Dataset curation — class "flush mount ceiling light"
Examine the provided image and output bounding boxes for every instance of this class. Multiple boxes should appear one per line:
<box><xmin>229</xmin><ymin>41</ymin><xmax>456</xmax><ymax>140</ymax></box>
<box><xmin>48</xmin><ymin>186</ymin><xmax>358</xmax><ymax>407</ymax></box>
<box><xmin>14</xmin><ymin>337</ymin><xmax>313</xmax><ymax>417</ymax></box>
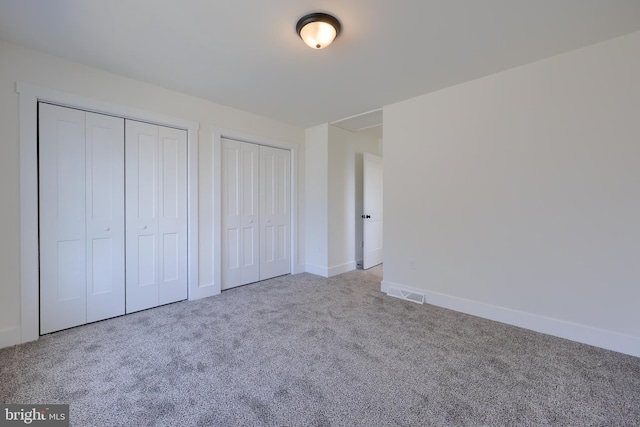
<box><xmin>296</xmin><ymin>12</ymin><xmax>341</xmax><ymax>49</ymax></box>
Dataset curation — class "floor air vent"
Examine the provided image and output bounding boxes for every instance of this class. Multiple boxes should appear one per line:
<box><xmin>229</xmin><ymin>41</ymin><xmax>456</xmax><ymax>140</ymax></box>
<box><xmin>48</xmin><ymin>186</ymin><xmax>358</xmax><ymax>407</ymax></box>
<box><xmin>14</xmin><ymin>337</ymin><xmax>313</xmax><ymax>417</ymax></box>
<box><xmin>386</xmin><ymin>287</ymin><xmax>425</xmax><ymax>304</ymax></box>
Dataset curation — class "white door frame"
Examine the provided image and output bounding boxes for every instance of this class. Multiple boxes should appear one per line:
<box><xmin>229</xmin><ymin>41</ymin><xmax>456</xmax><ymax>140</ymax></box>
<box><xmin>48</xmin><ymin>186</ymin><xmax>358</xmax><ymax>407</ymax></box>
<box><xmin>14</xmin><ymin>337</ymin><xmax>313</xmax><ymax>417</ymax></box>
<box><xmin>17</xmin><ymin>82</ymin><xmax>205</xmax><ymax>344</ymax></box>
<box><xmin>211</xmin><ymin>128</ymin><xmax>299</xmax><ymax>292</ymax></box>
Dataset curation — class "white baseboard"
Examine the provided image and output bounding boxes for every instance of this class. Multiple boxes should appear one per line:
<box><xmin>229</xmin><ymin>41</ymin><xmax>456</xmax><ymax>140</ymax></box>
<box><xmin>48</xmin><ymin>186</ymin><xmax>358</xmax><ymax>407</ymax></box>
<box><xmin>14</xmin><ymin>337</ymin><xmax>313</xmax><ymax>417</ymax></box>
<box><xmin>381</xmin><ymin>280</ymin><xmax>640</xmax><ymax>358</ymax></box>
<box><xmin>328</xmin><ymin>261</ymin><xmax>356</xmax><ymax>277</ymax></box>
<box><xmin>0</xmin><ymin>326</ymin><xmax>22</xmax><ymax>349</ymax></box>
<box><xmin>305</xmin><ymin>262</ymin><xmax>357</xmax><ymax>278</ymax></box>
<box><xmin>305</xmin><ymin>264</ymin><xmax>329</xmax><ymax>277</ymax></box>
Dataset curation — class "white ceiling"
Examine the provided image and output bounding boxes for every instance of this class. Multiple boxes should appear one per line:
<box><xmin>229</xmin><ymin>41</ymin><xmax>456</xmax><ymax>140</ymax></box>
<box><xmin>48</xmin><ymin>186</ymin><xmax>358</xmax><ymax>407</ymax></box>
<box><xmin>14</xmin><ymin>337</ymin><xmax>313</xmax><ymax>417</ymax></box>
<box><xmin>1</xmin><ymin>0</ymin><xmax>640</xmax><ymax>129</ymax></box>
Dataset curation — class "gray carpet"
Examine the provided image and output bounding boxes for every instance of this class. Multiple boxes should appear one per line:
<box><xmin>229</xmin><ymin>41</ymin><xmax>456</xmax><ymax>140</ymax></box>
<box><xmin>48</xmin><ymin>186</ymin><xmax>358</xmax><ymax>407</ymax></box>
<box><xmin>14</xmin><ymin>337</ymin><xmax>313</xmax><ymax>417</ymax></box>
<box><xmin>1</xmin><ymin>266</ymin><xmax>639</xmax><ymax>426</ymax></box>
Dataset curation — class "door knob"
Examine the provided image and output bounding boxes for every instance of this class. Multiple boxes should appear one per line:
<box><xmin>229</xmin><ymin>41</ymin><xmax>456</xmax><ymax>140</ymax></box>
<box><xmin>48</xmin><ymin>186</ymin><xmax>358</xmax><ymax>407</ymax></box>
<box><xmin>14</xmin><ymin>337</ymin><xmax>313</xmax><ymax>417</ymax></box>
<box><xmin>104</xmin><ymin>227</ymin><xmax>110</xmax><ymax>231</ymax></box>
<box><xmin>142</xmin><ymin>225</ymin><xmax>147</xmax><ymax>230</ymax></box>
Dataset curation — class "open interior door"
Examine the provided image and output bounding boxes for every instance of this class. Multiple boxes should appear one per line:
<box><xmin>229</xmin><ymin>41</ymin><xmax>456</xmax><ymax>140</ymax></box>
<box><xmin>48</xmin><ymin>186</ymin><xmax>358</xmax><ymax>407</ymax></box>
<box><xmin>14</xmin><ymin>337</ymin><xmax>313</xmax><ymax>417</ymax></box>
<box><xmin>363</xmin><ymin>153</ymin><xmax>383</xmax><ymax>269</ymax></box>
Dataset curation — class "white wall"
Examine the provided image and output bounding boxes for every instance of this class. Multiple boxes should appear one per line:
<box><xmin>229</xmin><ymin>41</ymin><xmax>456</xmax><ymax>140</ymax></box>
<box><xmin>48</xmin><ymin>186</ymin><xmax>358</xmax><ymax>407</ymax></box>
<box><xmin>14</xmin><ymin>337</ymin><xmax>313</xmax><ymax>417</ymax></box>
<box><xmin>304</xmin><ymin>124</ymin><xmax>329</xmax><ymax>275</ymax></box>
<box><xmin>382</xmin><ymin>32</ymin><xmax>640</xmax><ymax>356</ymax></box>
<box><xmin>0</xmin><ymin>40</ymin><xmax>305</xmax><ymax>348</ymax></box>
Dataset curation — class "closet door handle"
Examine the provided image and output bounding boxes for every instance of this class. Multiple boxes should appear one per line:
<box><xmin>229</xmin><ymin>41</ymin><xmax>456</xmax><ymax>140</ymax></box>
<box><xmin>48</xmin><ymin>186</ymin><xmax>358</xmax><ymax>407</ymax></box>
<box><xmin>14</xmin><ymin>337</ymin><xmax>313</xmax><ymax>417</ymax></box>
<box><xmin>104</xmin><ymin>227</ymin><xmax>110</xmax><ymax>232</ymax></box>
<box><xmin>142</xmin><ymin>225</ymin><xmax>147</xmax><ymax>230</ymax></box>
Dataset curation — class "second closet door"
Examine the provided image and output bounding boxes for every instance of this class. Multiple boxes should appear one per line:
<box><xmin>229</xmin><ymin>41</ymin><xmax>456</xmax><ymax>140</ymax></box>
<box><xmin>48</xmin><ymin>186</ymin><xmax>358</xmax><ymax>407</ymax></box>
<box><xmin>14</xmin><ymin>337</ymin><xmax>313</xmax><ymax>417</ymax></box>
<box><xmin>222</xmin><ymin>139</ymin><xmax>291</xmax><ymax>290</ymax></box>
<box><xmin>222</xmin><ymin>139</ymin><xmax>260</xmax><ymax>289</ymax></box>
<box><xmin>125</xmin><ymin>121</ymin><xmax>188</xmax><ymax>313</ymax></box>
<box><xmin>259</xmin><ymin>145</ymin><xmax>291</xmax><ymax>280</ymax></box>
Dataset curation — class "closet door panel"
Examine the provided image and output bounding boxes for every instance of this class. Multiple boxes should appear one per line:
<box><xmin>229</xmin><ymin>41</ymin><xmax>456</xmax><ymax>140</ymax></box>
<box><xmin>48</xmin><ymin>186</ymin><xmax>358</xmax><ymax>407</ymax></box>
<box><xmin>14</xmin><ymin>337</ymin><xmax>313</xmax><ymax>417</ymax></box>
<box><xmin>126</xmin><ymin>121</ymin><xmax>160</xmax><ymax>313</ymax></box>
<box><xmin>85</xmin><ymin>112</ymin><xmax>125</xmax><ymax>322</ymax></box>
<box><xmin>158</xmin><ymin>126</ymin><xmax>188</xmax><ymax>304</ymax></box>
<box><xmin>222</xmin><ymin>138</ymin><xmax>259</xmax><ymax>289</ymax></box>
<box><xmin>39</xmin><ymin>104</ymin><xmax>87</xmax><ymax>334</ymax></box>
<box><xmin>259</xmin><ymin>146</ymin><xmax>291</xmax><ymax>280</ymax></box>
<box><xmin>224</xmin><ymin>142</ymin><xmax>242</xmax><ymax>284</ymax></box>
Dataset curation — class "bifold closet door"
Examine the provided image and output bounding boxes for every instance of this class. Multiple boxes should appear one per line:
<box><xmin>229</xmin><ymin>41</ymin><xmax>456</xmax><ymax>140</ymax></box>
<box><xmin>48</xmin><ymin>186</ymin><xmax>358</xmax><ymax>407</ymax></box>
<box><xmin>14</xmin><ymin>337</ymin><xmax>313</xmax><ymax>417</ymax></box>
<box><xmin>259</xmin><ymin>145</ymin><xmax>291</xmax><ymax>280</ymax></box>
<box><xmin>222</xmin><ymin>139</ymin><xmax>291</xmax><ymax>289</ymax></box>
<box><xmin>39</xmin><ymin>103</ymin><xmax>125</xmax><ymax>334</ymax></box>
<box><xmin>125</xmin><ymin>121</ymin><xmax>188</xmax><ymax>313</ymax></box>
<box><xmin>221</xmin><ymin>138</ymin><xmax>260</xmax><ymax>289</ymax></box>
